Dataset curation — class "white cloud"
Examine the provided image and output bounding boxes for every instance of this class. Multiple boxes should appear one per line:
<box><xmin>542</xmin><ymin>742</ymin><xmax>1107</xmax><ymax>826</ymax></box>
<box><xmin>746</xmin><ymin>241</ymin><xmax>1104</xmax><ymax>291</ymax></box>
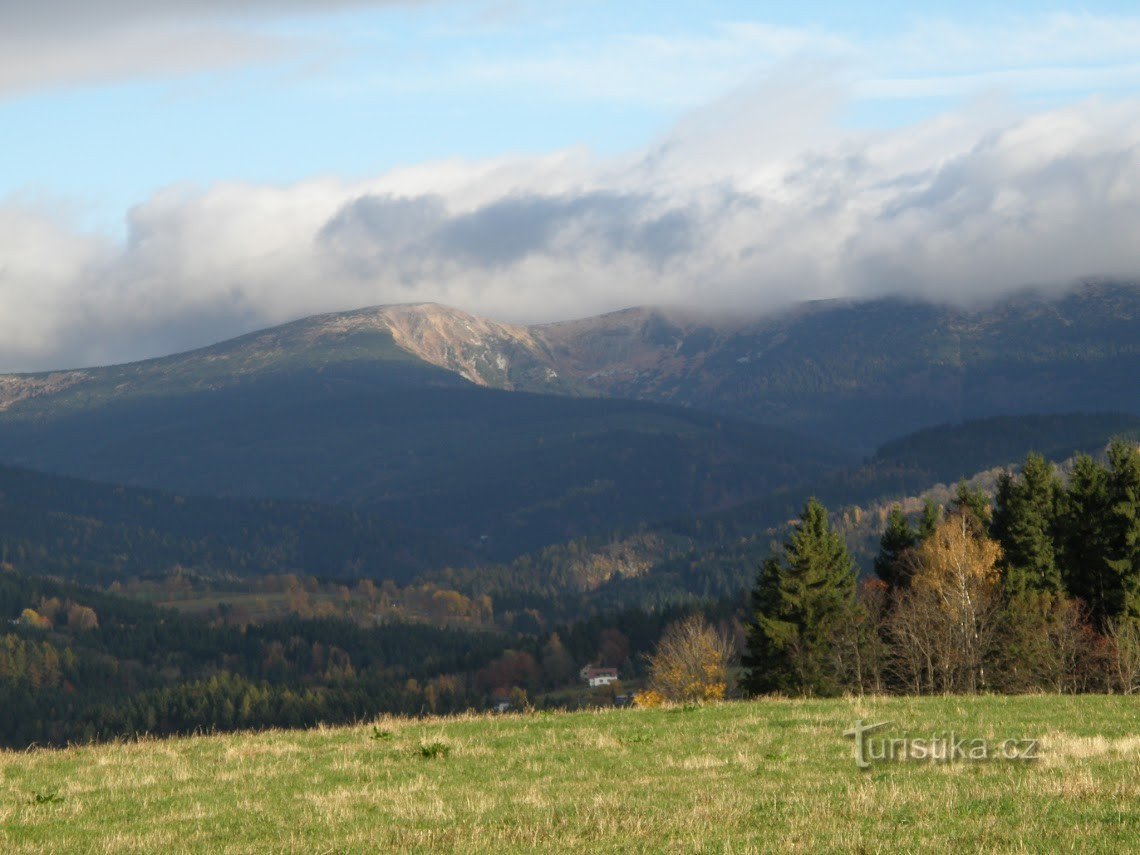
<box><xmin>1</xmin><ymin>84</ymin><xmax>1138</xmax><ymax>371</ymax></box>
<box><xmin>3</xmin><ymin>7</ymin><xmax>1140</xmax><ymax>369</ymax></box>
<box><xmin>0</xmin><ymin>24</ymin><xmax>288</xmax><ymax>98</ymax></box>
<box><xmin>0</xmin><ymin>0</ymin><xmax>427</xmax><ymax>98</ymax></box>
<box><xmin>4</xmin><ymin>0</ymin><xmax>409</xmax><ymax>31</ymax></box>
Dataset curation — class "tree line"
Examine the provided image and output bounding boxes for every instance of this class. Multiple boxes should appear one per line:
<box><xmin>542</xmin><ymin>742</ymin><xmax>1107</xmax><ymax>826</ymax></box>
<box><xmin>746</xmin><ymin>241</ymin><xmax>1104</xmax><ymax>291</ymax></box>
<box><xmin>742</xmin><ymin>440</ymin><xmax>1140</xmax><ymax>696</ymax></box>
<box><xmin>4</xmin><ymin>439</ymin><xmax>1137</xmax><ymax>747</ymax></box>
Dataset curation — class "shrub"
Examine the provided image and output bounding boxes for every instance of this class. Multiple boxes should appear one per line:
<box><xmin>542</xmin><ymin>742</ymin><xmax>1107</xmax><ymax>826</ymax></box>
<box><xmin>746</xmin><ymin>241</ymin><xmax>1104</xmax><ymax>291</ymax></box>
<box><xmin>645</xmin><ymin>615</ymin><xmax>733</xmax><ymax>703</ymax></box>
<box><xmin>632</xmin><ymin>689</ymin><xmax>666</xmax><ymax>708</ymax></box>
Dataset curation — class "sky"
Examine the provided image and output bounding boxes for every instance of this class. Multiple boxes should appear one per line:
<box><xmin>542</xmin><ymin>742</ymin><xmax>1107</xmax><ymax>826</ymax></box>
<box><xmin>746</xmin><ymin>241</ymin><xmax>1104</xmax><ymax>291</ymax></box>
<box><xmin>2</xmin><ymin>0</ymin><xmax>1139</xmax><ymax>370</ymax></box>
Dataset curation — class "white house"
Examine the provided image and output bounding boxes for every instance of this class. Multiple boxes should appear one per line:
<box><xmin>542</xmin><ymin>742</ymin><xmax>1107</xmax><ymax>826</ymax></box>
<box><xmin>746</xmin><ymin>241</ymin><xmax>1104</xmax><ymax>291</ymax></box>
<box><xmin>580</xmin><ymin>666</ymin><xmax>619</xmax><ymax>688</ymax></box>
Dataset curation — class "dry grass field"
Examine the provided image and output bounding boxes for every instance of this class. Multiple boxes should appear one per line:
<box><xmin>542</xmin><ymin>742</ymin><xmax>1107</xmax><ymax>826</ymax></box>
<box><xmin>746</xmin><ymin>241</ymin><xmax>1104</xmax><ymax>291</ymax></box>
<box><xmin>2</xmin><ymin>695</ymin><xmax>1140</xmax><ymax>853</ymax></box>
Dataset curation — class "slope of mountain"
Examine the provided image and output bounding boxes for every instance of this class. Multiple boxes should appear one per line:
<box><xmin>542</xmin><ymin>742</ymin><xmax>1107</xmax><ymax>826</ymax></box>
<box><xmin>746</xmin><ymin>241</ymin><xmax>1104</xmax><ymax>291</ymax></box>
<box><xmin>421</xmin><ymin>411</ymin><xmax>1140</xmax><ymax>622</ymax></box>
<box><xmin>0</xmin><ymin>332</ymin><xmax>843</xmax><ymax>559</ymax></box>
<box><xmin>0</xmin><ymin>462</ymin><xmax>474</xmax><ymax>585</ymax></box>
<box><xmin>3</xmin><ymin>282</ymin><xmax>1136</xmax><ymax>452</ymax></box>
<box><xmin>873</xmin><ymin>412</ymin><xmax>1140</xmax><ymax>484</ymax></box>
<box><xmin>0</xmin><ymin>306</ymin><xmax>463</xmax><ymax>417</ymax></box>
<box><xmin>0</xmin><ymin>303</ymin><xmax>576</xmax><ymax>419</ymax></box>
<box><xmin>0</xmin><ymin>406</ymin><xmax>1132</xmax><ymax>628</ymax></box>
<box><xmin>0</xmin><ymin>282</ymin><xmax>1134</xmax><ymax>561</ymax></box>
<box><xmin>531</xmin><ymin>281</ymin><xmax>1140</xmax><ymax>449</ymax></box>
<box><xmin>678</xmin><ymin>410</ymin><xmax>1140</xmax><ymax>545</ymax></box>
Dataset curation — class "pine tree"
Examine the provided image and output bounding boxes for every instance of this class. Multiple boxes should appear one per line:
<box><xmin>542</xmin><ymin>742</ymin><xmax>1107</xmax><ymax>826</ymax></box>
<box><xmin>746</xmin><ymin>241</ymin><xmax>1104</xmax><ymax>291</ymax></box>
<box><xmin>991</xmin><ymin>453</ymin><xmax>1063</xmax><ymax>595</ymax></box>
<box><xmin>742</xmin><ymin>498</ymin><xmax>861</xmax><ymax>696</ymax></box>
<box><xmin>918</xmin><ymin>498</ymin><xmax>941</xmax><ymax>541</ymax></box>
<box><xmin>951</xmin><ymin>481</ymin><xmax>990</xmax><ymax>526</ymax></box>
<box><xmin>741</xmin><ymin>556</ymin><xmax>785</xmax><ymax>693</ymax></box>
<box><xmin>1106</xmin><ymin>440</ymin><xmax>1140</xmax><ymax>620</ymax></box>
<box><xmin>1059</xmin><ymin>453</ymin><xmax>1116</xmax><ymax>626</ymax></box>
<box><xmin>874</xmin><ymin>506</ymin><xmax>918</xmax><ymax>588</ymax></box>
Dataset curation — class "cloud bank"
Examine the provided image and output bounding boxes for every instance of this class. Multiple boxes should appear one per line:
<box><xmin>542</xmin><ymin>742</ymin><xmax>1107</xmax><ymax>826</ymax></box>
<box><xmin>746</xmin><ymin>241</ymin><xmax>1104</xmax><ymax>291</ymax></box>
<box><xmin>1</xmin><ymin>86</ymin><xmax>1139</xmax><ymax>371</ymax></box>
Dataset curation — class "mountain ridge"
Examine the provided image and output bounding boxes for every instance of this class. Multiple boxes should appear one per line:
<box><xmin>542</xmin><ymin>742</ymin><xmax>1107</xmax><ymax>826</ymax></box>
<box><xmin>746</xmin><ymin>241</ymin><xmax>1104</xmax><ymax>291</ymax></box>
<box><xmin>6</xmin><ymin>281</ymin><xmax>1137</xmax><ymax>452</ymax></box>
<box><xmin>0</xmin><ymin>353</ymin><xmax>845</xmax><ymax>559</ymax></box>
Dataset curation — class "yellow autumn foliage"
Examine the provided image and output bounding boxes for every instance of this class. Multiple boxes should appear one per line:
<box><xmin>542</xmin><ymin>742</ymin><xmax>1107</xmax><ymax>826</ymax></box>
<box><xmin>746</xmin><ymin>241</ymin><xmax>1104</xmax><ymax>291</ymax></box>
<box><xmin>632</xmin><ymin>689</ymin><xmax>666</xmax><ymax>708</ymax></box>
<box><xmin>645</xmin><ymin>615</ymin><xmax>733</xmax><ymax>703</ymax></box>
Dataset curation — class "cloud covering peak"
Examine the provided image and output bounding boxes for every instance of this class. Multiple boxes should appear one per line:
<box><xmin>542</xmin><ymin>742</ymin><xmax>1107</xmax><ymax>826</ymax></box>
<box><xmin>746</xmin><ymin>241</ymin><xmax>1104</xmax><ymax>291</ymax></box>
<box><xmin>1</xmin><ymin>84</ymin><xmax>1139</xmax><ymax>372</ymax></box>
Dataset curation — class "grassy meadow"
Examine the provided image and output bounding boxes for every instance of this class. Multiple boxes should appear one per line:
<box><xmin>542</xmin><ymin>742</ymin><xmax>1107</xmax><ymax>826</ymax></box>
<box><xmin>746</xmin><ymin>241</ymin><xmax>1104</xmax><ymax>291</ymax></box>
<box><xmin>2</xmin><ymin>695</ymin><xmax>1139</xmax><ymax>853</ymax></box>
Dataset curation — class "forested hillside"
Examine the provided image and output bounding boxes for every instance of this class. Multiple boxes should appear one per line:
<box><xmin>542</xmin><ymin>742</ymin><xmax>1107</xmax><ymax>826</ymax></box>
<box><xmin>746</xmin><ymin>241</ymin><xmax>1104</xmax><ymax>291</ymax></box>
<box><xmin>0</xmin><ymin>464</ymin><xmax>473</xmax><ymax>586</ymax></box>
<box><xmin>0</xmin><ymin>565</ymin><xmax>508</xmax><ymax>746</ymax></box>
<box><xmin>0</xmin><ymin>365</ymin><xmax>842</xmax><ymax>559</ymax></box>
<box><xmin>1</xmin><ymin>412</ymin><xmax>1133</xmax><ymax>624</ymax></box>
<box><xmin>410</xmin><ymin>412</ymin><xmax>1140</xmax><ymax>625</ymax></box>
<box><xmin>0</xmin><ymin>562</ymin><xmax>737</xmax><ymax>748</ymax></box>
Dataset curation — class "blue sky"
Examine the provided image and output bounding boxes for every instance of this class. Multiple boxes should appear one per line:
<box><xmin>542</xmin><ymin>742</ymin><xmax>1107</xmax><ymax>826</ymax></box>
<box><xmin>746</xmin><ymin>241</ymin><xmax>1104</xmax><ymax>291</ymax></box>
<box><xmin>5</xmin><ymin>0</ymin><xmax>1139</xmax><ymax>231</ymax></box>
<box><xmin>1</xmin><ymin>1</ymin><xmax>1139</xmax><ymax>369</ymax></box>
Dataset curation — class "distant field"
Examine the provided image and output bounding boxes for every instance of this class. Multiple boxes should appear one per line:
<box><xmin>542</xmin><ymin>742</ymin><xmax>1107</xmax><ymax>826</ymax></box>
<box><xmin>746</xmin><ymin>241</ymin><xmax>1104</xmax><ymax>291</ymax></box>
<box><xmin>2</xmin><ymin>696</ymin><xmax>1139</xmax><ymax>853</ymax></box>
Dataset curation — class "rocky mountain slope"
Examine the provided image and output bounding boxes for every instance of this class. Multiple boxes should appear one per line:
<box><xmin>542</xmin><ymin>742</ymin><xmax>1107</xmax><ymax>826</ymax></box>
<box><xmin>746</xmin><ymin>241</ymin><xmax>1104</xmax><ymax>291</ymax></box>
<box><xmin>3</xmin><ymin>282</ymin><xmax>1136</xmax><ymax>453</ymax></box>
<box><xmin>531</xmin><ymin>281</ymin><xmax>1140</xmax><ymax>448</ymax></box>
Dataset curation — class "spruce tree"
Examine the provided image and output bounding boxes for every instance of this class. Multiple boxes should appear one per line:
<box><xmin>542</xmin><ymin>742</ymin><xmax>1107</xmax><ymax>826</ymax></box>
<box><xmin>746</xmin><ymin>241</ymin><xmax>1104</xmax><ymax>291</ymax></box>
<box><xmin>874</xmin><ymin>506</ymin><xmax>918</xmax><ymax>588</ymax></box>
<box><xmin>1106</xmin><ymin>440</ymin><xmax>1140</xmax><ymax>620</ymax></box>
<box><xmin>991</xmin><ymin>453</ymin><xmax>1063</xmax><ymax>595</ymax></box>
<box><xmin>918</xmin><ymin>498</ymin><xmax>940</xmax><ymax>541</ymax></box>
<box><xmin>1059</xmin><ymin>453</ymin><xmax>1115</xmax><ymax>625</ymax></box>
<box><xmin>743</xmin><ymin>498</ymin><xmax>861</xmax><ymax>696</ymax></box>
<box><xmin>742</xmin><ymin>556</ymin><xmax>783</xmax><ymax>692</ymax></box>
<box><xmin>951</xmin><ymin>481</ymin><xmax>990</xmax><ymax>526</ymax></box>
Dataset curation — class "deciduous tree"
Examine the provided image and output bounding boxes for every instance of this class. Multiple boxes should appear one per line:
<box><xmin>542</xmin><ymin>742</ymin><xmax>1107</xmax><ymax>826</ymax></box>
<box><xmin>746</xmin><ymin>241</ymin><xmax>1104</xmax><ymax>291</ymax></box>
<box><xmin>645</xmin><ymin>614</ymin><xmax>733</xmax><ymax>703</ymax></box>
<box><xmin>888</xmin><ymin>510</ymin><xmax>1002</xmax><ymax>693</ymax></box>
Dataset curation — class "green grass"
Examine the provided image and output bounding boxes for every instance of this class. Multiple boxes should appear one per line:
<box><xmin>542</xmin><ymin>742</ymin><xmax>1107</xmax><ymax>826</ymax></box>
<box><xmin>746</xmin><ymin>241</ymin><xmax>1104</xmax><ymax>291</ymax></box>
<box><xmin>2</xmin><ymin>696</ymin><xmax>1140</xmax><ymax>853</ymax></box>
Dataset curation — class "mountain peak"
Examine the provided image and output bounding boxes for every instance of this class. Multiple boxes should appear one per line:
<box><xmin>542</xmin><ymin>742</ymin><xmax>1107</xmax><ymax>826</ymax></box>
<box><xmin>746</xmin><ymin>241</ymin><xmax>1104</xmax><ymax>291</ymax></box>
<box><xmin>369</xmin><ymin>303</ymin><xmax>548</xmax><ymax>389</ymax></box>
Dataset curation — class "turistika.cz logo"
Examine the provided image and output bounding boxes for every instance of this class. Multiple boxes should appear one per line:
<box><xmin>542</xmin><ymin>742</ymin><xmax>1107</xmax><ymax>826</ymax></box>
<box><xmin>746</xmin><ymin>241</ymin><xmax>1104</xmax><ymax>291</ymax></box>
<box><xmin>844</xmin><ymin>720</ymin><xmax>1040</xmax><ymax>768</ymax></box>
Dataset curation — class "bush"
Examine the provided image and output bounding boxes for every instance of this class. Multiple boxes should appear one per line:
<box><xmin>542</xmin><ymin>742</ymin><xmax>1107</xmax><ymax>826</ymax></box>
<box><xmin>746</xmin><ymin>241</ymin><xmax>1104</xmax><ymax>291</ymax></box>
<box><xmin>632</xmin><ymin>689</ymin><xmax>666</xmax><ymax>708</ymax></box>
<box><xmin>645</xmin><ymin>615</ymin><xmax>733</xmax><ymax>703</ymax></box>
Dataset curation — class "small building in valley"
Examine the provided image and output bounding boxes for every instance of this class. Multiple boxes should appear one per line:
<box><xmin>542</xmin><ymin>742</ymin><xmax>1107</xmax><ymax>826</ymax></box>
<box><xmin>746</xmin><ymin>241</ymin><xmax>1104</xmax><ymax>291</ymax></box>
<box><xmin>580</xmin><ymin>666</ymin><xmax>619</xmax><ymax>688</ymax></box>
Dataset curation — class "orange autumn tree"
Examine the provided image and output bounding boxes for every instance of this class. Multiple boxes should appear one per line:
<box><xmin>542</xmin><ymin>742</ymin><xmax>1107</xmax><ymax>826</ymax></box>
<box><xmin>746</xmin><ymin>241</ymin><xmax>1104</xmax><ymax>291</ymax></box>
<box><xmin>638</xmin><ymin>615</ymin><xmax>734</xmax><ymax>705</ymax></box>
<box><xmin>890</xmin><ymin>510</ymin><xmax>1002</xmax><ymax>693</ymax></box>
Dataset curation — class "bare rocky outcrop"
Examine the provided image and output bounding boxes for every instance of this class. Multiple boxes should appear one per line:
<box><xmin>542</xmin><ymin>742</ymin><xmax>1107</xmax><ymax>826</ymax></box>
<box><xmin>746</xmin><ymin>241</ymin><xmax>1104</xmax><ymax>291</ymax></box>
<box><xmin>374</xmin><ymin>304</ymin><xmax>548</xmax><ymax>389</ymax></box>
<box><xmin>0</xmin><ymin>372</ymin><xmax>89</xmax><ymax>411</ymax></box>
